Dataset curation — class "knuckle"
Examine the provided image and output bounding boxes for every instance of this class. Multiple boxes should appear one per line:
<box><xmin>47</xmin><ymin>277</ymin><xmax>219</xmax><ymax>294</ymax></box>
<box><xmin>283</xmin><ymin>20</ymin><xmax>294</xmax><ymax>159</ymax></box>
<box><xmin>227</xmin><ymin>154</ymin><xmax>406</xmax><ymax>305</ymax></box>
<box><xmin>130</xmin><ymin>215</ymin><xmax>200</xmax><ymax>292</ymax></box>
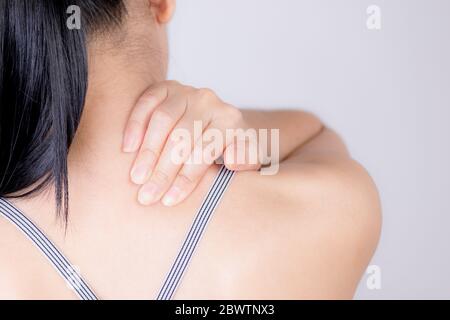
<box><xmin>141</xmin><ymin>89</ymin><xmax>155</xmax><ymax>102</ymax></box>
<box><xmin>153</xmin><ymin>108</ymin><xmax>174</xmax><ymax>123</ymax></box>
<box><xmin>177</xmin><ymin>173</ymin><xmax>196</xmax><ymax>187</ymax></box>
<box><xmin>127</xmin><ymin>118</ymin><xmax>143</xmax><ymax>130</ymax></box>
<box><xmin>144</xmin><ymin>82</ymin><xmax>165</xmax><ymax>97</ymax></box>
<box><xmin>196</xmin><ymin>88</ymin><xmax>216</xmax><ymax>101</ymax></box>
<box><xmin>222</xmin><ymin>105</ymin><xmax>243</xmax><ymax>125</ymax></box>
<box><xmin>141</xmin><ymin>148</ymin><xmax>160</xmax><ymax>160</ymax></box>
<box><xmin>152</xmin><ymin>170</ymin><xmax>170</xmax><ymax>185</ymax></box>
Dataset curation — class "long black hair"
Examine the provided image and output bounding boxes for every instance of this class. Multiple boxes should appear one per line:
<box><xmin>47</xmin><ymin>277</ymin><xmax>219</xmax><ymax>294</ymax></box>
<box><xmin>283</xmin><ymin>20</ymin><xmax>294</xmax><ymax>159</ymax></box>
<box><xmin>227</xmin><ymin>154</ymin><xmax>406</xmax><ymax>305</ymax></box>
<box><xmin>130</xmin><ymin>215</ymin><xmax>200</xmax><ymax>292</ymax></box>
<box><xmin>0</xmin><ymin>0</ymin><xmax>125</xmax><ymax>220</ymax></box>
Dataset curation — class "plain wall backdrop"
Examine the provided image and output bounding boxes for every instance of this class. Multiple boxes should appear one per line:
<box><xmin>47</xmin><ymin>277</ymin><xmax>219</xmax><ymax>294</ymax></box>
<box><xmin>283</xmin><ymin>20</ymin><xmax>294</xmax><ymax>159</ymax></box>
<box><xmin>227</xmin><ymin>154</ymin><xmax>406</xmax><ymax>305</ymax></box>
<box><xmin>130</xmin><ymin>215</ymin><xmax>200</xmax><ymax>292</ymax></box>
<box><xmin>167</xmin><ymin>0</ymin><xmax>450</xmax><ymax>299</ymax></box>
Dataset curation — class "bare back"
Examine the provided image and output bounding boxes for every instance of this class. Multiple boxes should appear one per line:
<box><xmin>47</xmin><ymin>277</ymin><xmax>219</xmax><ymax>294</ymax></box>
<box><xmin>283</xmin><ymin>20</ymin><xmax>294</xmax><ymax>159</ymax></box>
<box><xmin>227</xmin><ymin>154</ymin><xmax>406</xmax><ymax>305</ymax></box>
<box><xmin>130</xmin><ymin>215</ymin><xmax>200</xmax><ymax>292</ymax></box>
<box><xmin>0</xmin><ymin>146</ymin><xmax>381</xmax><ymax>300</ymax></box>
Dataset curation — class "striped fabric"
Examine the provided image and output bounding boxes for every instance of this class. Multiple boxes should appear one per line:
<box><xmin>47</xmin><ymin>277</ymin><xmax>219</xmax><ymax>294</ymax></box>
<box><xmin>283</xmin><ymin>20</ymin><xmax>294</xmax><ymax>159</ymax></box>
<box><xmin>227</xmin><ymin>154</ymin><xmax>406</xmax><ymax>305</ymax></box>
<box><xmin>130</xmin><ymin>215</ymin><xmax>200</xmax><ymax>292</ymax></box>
<box><xmin>157</xmin><ymin>165</ymin><xmax>234</xmax><ymax>300</ymax></box>
<box><xmin>0</xmin><ymin>198</ymin><xmax>97</xmax><ymax>300</ymax></box>
<box><xmin>0</xmin><ymin>165</ymin><xmax>234</xmax><ymax>300</ymax></box>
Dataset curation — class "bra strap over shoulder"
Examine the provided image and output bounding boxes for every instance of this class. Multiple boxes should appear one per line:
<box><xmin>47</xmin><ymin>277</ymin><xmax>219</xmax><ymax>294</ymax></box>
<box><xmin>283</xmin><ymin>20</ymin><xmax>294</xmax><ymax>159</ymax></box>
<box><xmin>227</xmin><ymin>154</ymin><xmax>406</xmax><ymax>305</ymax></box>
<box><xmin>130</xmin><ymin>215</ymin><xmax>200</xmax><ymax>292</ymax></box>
<box><xmin>0</xmin><ymin>198</ymin><xmax>98</xmax><ymax>300</ymax></box>
<box><xmin>156</xmin><ymin>165</ymin><xmax>235</xmax><ymax>300</ymax></box>
<box><xmin>0</xmin><ymin>165</ymin><xmax>235</xmax><ymax>301</ymax></box>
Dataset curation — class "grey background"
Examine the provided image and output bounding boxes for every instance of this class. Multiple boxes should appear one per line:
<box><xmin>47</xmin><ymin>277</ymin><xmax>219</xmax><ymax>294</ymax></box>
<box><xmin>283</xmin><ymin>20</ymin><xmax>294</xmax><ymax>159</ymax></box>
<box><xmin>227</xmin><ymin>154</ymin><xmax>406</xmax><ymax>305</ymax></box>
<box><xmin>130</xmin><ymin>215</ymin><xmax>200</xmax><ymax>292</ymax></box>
<box><xmin>167</xmin><ymin>0</ymin><xmax>450</xmax><ymax>299</ymax></box>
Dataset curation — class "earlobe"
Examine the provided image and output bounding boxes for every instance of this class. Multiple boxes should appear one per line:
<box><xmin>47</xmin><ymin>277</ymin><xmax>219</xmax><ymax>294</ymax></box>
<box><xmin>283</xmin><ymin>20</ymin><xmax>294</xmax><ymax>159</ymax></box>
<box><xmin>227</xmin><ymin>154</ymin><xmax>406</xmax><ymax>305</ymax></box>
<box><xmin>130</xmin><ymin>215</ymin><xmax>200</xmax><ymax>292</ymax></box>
<box><xmin>150</xmin><ymin>0</ymin><xmax>176</xmax><ymax>24</ymax></box>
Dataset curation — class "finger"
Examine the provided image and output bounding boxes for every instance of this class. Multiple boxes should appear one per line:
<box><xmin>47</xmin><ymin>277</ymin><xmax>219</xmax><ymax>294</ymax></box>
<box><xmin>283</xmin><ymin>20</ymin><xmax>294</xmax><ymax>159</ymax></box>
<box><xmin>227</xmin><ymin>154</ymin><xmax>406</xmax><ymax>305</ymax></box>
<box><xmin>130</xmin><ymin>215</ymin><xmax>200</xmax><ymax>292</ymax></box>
<box><xmin>130</xmin><ymin>95</ymin><xmax>187</xmax><ymax>185</ymax></box>
<box><xmin>160</xmin><ymin>125</ymin><xmax>229</xmax><ymax>207</ymax></box>
<box><xmin>223</xmin><ymin>137</ymin><xmax>262</xmax><ymax>171</ymax></box>
<box><xmin>137</xmin><ymin>115</ymin><xmax>210</xmax><ymax>205</ymax></box>
<box><xmin>122</xmin><ymin>82</ymin><xmax>172</xmax><ymax>153</ymax></box>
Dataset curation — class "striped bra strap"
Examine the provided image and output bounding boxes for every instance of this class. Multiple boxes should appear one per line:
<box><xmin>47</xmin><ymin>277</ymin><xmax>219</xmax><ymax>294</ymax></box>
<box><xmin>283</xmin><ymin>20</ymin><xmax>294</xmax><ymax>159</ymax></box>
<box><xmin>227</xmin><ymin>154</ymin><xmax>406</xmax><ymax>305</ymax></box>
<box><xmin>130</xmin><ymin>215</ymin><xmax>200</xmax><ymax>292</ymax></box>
<box><xmin>0</xmin><ymin>197</ymin><xmax>98</xmax><ymax>300</ymax></box>
<box><xmin>157</xmin><ymin>165</ymin><xmax>234</xmax><ymax>300</ymax></box>
<box><xmin>0</xmin><ymin>165</ymin><xmax>234</xmax><ymax>300</ymax></box>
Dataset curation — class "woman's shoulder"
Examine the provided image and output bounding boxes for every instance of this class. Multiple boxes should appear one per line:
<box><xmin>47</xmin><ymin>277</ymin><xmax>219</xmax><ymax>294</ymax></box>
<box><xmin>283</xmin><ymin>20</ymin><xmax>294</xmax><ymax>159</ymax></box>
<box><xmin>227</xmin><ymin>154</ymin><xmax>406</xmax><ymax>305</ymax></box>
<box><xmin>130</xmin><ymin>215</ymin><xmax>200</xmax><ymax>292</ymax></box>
<box><xmin>0</xmin><ymin>206</ymin><xmax>52</xmax><ymax>299</ymax></box>
<box><xmin>209</xmin><ymin>158</ymin><xmax>382</xmax><ymax>298</ymax></box>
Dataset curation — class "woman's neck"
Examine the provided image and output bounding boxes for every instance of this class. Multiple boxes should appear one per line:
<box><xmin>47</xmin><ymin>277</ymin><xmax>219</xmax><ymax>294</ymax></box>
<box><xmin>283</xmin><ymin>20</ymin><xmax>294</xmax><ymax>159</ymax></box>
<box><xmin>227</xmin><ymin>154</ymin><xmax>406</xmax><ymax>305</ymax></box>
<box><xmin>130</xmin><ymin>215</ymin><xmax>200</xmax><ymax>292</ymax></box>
<box><xmin>68</xmin><ymin>48</ymin><xmax>165</xmax><ymax>197</ymax></box>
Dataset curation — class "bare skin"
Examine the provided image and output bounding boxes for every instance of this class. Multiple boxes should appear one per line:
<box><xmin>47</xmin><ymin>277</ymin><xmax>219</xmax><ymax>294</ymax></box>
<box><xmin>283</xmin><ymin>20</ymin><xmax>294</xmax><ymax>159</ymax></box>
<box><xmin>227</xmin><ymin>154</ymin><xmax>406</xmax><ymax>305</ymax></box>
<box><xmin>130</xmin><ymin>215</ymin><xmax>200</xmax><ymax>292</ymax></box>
<box><xmin>0</xmin><ymin>0</ymin><xmax>381</xmax><ymax>299</ymax></box>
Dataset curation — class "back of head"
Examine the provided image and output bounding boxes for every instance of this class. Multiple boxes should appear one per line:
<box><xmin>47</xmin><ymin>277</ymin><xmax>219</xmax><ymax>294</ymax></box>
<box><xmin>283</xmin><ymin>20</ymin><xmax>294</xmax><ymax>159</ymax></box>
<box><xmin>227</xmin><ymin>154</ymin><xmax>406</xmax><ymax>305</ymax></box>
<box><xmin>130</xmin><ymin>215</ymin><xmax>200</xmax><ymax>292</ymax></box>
<box><xmin>0</xmin><ymin>0</ymin><xmax>126</xmax><ymax>220</ymax></box>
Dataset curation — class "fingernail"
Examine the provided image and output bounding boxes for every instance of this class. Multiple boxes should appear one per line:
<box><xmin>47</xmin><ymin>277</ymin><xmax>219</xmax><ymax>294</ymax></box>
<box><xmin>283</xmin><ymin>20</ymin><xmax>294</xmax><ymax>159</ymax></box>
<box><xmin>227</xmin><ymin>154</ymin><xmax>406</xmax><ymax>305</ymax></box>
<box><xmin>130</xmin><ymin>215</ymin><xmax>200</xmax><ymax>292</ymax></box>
<box><xmin>162</xmin><ymin>186</ymin><xmax>182</xmax><ymax>207</ymax></box>
<box><xmin>131</xmin><ymin>164</ymin><xmax>149</xmax><ymax>185</ymax></box>
<box><xmin>138</xmin><ymin>183</ymin><xmax>159</xmax><ymax>205</ymax></box>
<box><xmin>123</xmin><ymin>131</ymin><xmax>138</xmax><ymax>153</ymax></box>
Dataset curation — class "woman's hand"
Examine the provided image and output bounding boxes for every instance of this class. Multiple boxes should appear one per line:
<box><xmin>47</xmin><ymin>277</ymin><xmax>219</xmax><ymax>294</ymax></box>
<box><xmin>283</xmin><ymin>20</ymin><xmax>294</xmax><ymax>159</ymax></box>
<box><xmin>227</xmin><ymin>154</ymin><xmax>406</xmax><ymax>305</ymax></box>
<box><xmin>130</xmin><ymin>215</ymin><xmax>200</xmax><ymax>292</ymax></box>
<box><xmin>122</xmin><ymin>81</ymin><xmax>261</xmax><ymax>207</ymax></box>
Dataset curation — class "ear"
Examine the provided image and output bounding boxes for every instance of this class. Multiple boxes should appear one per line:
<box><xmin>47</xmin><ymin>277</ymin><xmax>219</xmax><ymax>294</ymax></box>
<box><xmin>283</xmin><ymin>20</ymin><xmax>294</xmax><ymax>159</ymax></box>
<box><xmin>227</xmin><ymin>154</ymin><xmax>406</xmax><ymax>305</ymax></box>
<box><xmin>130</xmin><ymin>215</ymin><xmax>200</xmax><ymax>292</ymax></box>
<box><xmin>149</xmin><ymin>0</ymin><xmax>176</xmax><ymax>24</ymax></box>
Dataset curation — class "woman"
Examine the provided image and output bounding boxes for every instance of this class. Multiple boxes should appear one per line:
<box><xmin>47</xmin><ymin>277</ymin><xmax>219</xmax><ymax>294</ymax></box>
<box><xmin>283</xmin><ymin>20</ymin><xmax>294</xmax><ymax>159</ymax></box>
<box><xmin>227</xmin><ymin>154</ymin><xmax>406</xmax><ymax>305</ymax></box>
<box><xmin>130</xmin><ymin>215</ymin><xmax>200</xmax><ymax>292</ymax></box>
<box><xmin>0</xmin><ymin>0</ymin><xmax>381</xmax><ymax>299</ymax></box>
